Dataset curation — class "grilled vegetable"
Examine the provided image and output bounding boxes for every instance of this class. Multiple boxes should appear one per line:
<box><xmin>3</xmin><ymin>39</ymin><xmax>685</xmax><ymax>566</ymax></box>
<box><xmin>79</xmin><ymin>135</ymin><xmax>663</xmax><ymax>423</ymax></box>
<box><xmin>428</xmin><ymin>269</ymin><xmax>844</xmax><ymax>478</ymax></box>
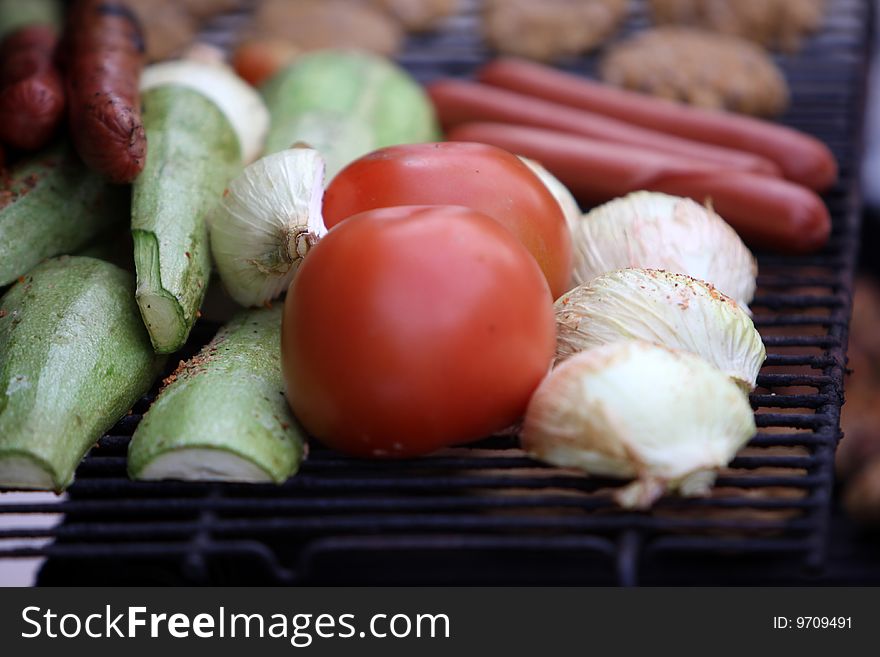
<box><xmin>0</xmin><ymin>0</ymin><xmax>62</xmax><ymax>40</ymax></box>
<box><xmin>0</xmin><ymin>142</ymin><xmax>127</xmax><ymax>287</ymax></box>
<box><xmin>282</xmin><ymin>205</ymin><xmax>556</xmax><ymax>458</ymax></box>
<box><xmin>567</xmin><ymin>192</ymin><xmax>757</xmax><ymax>309</ymax></box>
<box><xmin>140</xmin><ymin>59</ymin><xmax>268</xmax><ymax>164</ymax></box>
<box><xmin>555</xmin><ymin>269</ymin><xmax>766</xmax><ymax>391</ymax></box>
<box><xmin>208</xmin><ymin>146</ymin><xmax>326</xmax><ymax>307</ymax></box>
<box><xmin>132</xmin><ymin>60</ymin><xmax>263</xmax><ymax>353</ymax></box>
<box><xmin>0</xmin><ymin>256</ymin><xmax>164</xmax><ymax>491</ymax></box>
<box><xmin>128</xmin><ymin>306</ymin><xmax>304</xmax><ymax>483</ymax></box>
<box><xmin>260</xmin><ymin>50</ymin><xmax>440</xmax><ymax>179</ymax></box>
<box><xmin>522</xmin><ymin>340</ymin><xmax>756</xmax><ymax>509</ymax></box>
<box><xmin>322</xmin><ymin>142</ymin><xmax>573</xmax><ymax>299</ymax></box>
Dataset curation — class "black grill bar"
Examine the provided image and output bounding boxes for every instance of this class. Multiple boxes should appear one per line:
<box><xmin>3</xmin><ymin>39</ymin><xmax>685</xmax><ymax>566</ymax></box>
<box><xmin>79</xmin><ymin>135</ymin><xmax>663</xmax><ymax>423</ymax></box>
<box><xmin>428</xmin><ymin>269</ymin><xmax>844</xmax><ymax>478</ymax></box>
<box><xmin>0</xmin><ymin>0</ymin><xmax>872</xmax><ymax>586</ymax></box>
<box><xmin>0</xmin><ymin>492</ymin><xmax>823</xmax><ymax>518</ymax></box>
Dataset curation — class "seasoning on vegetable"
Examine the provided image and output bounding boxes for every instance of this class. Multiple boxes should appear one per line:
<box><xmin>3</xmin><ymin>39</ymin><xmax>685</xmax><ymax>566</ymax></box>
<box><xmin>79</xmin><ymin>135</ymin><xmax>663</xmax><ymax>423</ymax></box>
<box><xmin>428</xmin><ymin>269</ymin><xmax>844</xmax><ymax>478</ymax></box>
<box><xmin>0</xmin><ymin>141</ymin><xmax>128</xmax><ymax>287</ymax></box>
<box><xmin>132</xmin><ymin>58</ymin><xmax>262</xmax><ymax>353</ymax></box>
<box><xmin>0</xmin><ymin>256</ymin><xmax>164</xmax><ymax>491</ymax></box>
<box><xmin>555</xmin><ymin>269</ymin><xmax>766</xmax><ymax>390</ymax></box>
<box><xmin>128</xmin><ymin>306</ymin><xmax>304</xmax><ymax>483</ymax></box>
<box><xmin>522</xmin><ymin>340</ymin><xmax>756</xmax><ymax>509</ymax></box>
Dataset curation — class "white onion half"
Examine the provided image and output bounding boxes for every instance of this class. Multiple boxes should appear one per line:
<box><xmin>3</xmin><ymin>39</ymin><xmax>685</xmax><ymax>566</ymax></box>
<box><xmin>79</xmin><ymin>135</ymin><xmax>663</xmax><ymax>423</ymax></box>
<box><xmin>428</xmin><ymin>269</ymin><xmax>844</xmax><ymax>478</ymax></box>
<box><xmin>519</xmin><ymin>156</ymin><xmax>582</xmax><ymax>234</ymax></box>
<box><xmin>522</xmin><ymin>340</ymin><xmax>756</xmax><ymax>509</ymax></box>
<box><xmin>571</xmin><ymin>191</ymin><xmax>757</xmax><ymax>309</ymax></box>
<box><xmin>555</xmin><ymin>269</ymin><xmax>766</xmax><ymax>390</ymax></box>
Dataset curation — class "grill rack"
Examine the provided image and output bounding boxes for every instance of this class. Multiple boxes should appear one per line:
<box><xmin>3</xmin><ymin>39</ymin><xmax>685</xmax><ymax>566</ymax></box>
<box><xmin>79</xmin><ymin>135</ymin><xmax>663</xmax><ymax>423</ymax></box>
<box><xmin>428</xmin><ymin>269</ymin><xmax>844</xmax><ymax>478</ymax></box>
<box><xmin>0</xmin><ymin>0</ymin><xmax>873</xmax><ymax>585</ymax></box>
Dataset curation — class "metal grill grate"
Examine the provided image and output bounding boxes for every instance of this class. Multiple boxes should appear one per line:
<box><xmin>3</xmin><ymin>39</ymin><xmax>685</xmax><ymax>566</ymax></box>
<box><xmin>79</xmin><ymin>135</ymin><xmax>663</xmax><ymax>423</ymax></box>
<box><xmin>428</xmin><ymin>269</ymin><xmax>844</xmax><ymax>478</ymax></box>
<box><xmin>0</xmin><ymin>0</ymin><xmax>873</xmax><ymax>585</ymax></box>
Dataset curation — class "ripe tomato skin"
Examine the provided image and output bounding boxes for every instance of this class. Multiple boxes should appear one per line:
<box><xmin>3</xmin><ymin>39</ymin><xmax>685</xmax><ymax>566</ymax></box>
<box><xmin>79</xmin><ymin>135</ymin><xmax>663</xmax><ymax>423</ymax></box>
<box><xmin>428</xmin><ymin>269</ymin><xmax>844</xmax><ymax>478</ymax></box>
<box><xmin>232</xmin><ymin>38</ymin><xmax>299</xmax><ymax>87</ymax></box>
<box><xmin>282</xmin><ymin>205</ymin><xmax>556</xmax><ymax>458</ymax></box>
<box><xmin>322</xmin><ymin>142</ymin><xmax>573</xmax><ymax>299</ymax></box>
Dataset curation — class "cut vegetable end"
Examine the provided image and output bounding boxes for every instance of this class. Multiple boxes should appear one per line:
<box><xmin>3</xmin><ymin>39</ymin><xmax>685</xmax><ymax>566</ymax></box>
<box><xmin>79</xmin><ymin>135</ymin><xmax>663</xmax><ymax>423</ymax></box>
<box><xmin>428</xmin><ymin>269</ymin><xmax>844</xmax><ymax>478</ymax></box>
<box><xmin>134</xmin><ymin>447</ymin><xmax>276</xmax><ymax>483</ymax></box>
<box><xmin>133</xmin><ymin>230</ymin><xmax>189</xmax><ymax>353</ymax></box>
<box><xmin>135</xmin><ymin>288</ymin><xmax>185</xmax><ymax>354</ymax></box>
<box><xmin>0</xmin><ymin>454</ymin><xmax>58</xmax><ymax>491</ymax></box>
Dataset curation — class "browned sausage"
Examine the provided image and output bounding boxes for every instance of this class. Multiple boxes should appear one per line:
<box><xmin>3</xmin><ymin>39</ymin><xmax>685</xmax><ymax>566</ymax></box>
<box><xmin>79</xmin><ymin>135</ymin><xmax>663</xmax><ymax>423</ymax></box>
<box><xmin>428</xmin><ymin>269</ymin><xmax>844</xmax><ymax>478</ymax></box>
<box><xmin>63</xmin><ymin>0</ymin><xmax>146</xmax><ymax>183</ymax></box>
<box><xmin>447</xmin><ymin>122</ymin><xmax>830</xmax><ymax>254</ymax></box>
<box><xmin>477</xmin><ymin>58</ymin><xmax>837</xmax><ymax>191</ymax></box>
<box><xmin>428</xmin><ymin>79</ymin><xmax>780</xmax><ymax>177</ymax></box>
<box><xmin>0</xmin><ymin>25</ymin><xmax>65</xmax><ymax>151</ymax></box>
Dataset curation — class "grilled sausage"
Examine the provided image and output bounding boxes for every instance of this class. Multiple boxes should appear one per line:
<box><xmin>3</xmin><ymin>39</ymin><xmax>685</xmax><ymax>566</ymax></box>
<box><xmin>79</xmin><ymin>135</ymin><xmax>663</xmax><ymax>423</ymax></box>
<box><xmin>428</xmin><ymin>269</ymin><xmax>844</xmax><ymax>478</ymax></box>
<box><xmin>0</xmin><ymin>25</ymin><xmax>65</xmax><ymax>151</ymax></box>
<box><xmin>447</xmin><ymin>122</ymin><xmax>830</xmax><ymax>254</ymax></box>
<box><xmin>477</xmin><ymin>58</ymin><xmax>837</xmax><ymax>191</ymax></box>
<box><xmin>63</xmin><ymin>0</ymin><xmax>146</xmax><ymax>183</ymax></box>
<box><xmin>427</xmin><ymin>78</ymin><xmax>780</xmax><ymax>176</ymax></box>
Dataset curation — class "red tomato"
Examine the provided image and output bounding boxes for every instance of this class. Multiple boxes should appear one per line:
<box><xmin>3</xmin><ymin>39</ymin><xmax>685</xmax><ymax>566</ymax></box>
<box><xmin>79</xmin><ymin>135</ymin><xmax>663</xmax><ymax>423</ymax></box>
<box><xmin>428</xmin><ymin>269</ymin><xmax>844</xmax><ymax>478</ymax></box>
<box><xmin>282</xmin><ymin>205</ymin><xmax>556</xmax><ymax>458</ymax></box>
<box><xmin>322</xmin><ymin>142</ymin><xmax>573</xmax><ymax>299</ymax></box>
<box><xmin>232</xmin><ymin>38</ymin><xmax>300</xmax><ymax>87</ymax></box>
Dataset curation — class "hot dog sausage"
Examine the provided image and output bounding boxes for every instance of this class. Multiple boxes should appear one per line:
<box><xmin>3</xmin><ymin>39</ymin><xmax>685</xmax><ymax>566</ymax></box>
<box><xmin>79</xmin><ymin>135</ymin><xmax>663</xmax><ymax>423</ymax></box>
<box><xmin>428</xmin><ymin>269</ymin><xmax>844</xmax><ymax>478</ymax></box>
<box><xmin>650</xmin><ymin>172</ymin><xmax>830</xmax><ymax>254</ymax></box>
<box><xmin>428</xmin><ymin>79</ymin><xmax>780</xmax><ymax>177</ymax></box>
<box><xmin>0</xmin><ymin>25</ymin><xmax>65</xmax><ymax>151</ymax></box>
<box><xmin>447</xmin><ymin>122</ymin><xmax>723</xmax><ymax>204</ymax></box>
<box><xmin>477</xmin><ymin>58</ymin><xmax>837</xmax><ymax>192</ymax></box>
<box><xmin>63</xmin><ymin>0</ymin><xmax>146</xmax><ymax>183</ymax></box>
<box><xmin>447</xmin><ymin>122</ymin><xmax>830</xmax><ymax>254</ymax></box>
